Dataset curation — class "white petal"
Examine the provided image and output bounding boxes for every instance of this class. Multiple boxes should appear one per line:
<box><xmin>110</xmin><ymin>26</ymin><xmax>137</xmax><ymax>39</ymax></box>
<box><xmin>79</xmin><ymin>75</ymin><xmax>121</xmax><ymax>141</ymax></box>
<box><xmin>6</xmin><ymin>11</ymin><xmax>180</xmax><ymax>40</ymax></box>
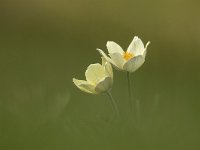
<box><xmin>145</xmin><ymin>41</ymin><xmax>150</xmax><ymax>49</ymax></box>
<box><xmin>106</xmin><ymin>41</ymin><xmax>124</xmax><ymax>55</ymax></box>
<box><xmin>104</xmin><ymin>61</ymin><xmax>113</xmax><ymax>79</ymax></box>
<box><xmin>123</xmin><ymin>55</ymin><xmax>145</xmax><ymax>72</ymax></box>
<box><xmin>109</xmin><ymin>53</ymin><xmax>125</xmax><ymax>70</ymax></box>
<box><xmin>95</xmin><ymin>77</ymin><xmax>113</xmax><ymax>93</ymax></box>
<box><xmin>97</xmin><ymin>49</ymin><xmax>119</xmax><ymax>69</ymax></box>
<box><xmin>142</xmin><ymin>41</ymin><xmax>150</xmax><ymax>58</ymax></box>
<box><xmin>127</xmin><ymin>36</ymin><xmax>145</xmax><ymax>56</ymax></box>
<box><xmin>73</xmin><ymin>78</ymin><xmax>97</xmax><ymax>94</ymax></box>
<box><xmin>85</xmin><ymin>63</ymin><xmax>105</xmax><ymax>85</ymax></box>
<box><xmin>101</xmin><ymin>57</ymin><xmax>113</xmax><ymax>78</ymax></box>
<box><xmin>97</xmin><ymin>49</ymin><xmax>114</xmax><ymax>64</ymax></box>
<box><xmin>101</xmin><ymin>57</ymin><xmax>107</xmax><ymax>66</ymax></box>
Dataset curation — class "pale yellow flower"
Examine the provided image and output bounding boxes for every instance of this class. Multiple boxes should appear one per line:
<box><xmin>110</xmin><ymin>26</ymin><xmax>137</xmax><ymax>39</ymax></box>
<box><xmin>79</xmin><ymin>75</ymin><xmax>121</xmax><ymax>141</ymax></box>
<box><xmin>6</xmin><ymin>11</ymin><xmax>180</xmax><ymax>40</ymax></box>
<box><xmin>73</xmin><ymin>58</ymin><xmax>113</xmax><ymax>94</ymax></box>
<box><xmin>97</xmin><ymin>36</ymin><xmax>150</xmax><ymax>73</ymax></box>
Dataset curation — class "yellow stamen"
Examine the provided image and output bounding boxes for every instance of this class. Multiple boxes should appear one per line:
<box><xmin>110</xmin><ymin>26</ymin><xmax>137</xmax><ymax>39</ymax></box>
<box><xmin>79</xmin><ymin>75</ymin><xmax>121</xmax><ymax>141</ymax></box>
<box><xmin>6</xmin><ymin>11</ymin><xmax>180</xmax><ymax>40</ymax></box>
<box><xmin>123</xmin><ymin>51</ymin><xmax>134</xmax><ymax>61</ymax></box>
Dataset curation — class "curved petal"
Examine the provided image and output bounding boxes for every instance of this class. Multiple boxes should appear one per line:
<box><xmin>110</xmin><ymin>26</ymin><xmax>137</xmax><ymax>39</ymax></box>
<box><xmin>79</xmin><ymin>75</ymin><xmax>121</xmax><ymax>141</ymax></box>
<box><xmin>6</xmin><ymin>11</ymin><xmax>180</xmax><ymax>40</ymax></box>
<box><xmin>109</xmin><ymin>53</ymin><xmax>125</xmax><ymax>70</ymax></box>
<box><xmin>73</xmin><ymin>78</ymin><xmax>97</xmax><ymax>94</ymax></box>
<box><xmin>104</xmin><ymin>61</ymin><xmax>113</xmax><ymax>79</ymax></box>
<box><xmin>101</xmin><ymin>57</ymin><xmax>113</xmax><ymax>78</ymax></box>
<box><xmin>97</xmin><ymin>49</ymin><xmax>119</xmax><ymax>69</ymax></box>
<box><xmin>106</xmin><ymin>41</ymin><xmax>124</xmax><ymax>55</ymax></box>
<box><xmin>145</xmin><ymin>41</ymin><xmax>150</xmax><ymax>49</ymax></box>
<box><xmin>95</xmin><ymin>77</ymin><xmax>113</xmax><ymax>93</ymax></box>
<box><xmin>143</xmin><ymin>41</ymin><xmax>150</xmax><ymax>57</ymax></box>
<box><xmin>97</xmin><ymin>49</ymin><xmax>114</xmax><ymax>64</ymax></box>
<box><xmin>123</xmin><ymin>55</ymin><xmax>145</xmax><ymax>73</ymax></box>
<box><xmin>85</xmin><ymin>63</ymin><xmax>105</xmax><ymax>85</ymax></box>
<box><xmin>101</xmin><ymin>57</ymin><xmax>107</xmax><ymax>66</ymax></box>
<box><xmin>127</xmin><ymin>36</ymin><xmax>145</xmax><ymax>56</ymax></box>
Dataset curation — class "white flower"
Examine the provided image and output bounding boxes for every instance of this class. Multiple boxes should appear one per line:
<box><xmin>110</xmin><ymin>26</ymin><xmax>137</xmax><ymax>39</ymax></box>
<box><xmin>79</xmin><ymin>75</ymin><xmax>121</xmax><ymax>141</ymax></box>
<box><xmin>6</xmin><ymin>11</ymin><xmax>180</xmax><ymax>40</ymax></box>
<box><xmin>73</xmin><ymin>58</ymin><xmax>113</xmax><ymax>94</ymax></box>
<box><xmin>97</xmin><ymin>36</ymin><xmax>150</xmax><ymax>73</ymax></box>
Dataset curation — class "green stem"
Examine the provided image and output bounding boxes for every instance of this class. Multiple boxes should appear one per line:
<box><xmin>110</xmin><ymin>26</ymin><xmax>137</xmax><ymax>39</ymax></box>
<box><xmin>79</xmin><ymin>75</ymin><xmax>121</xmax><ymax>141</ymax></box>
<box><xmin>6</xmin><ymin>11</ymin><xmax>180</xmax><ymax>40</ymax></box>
<box><xmin>127</xmin><ymin>72</ymin><xmax>141</xmax><ymax>127</ymax></box>
<box><xmin>135</xmin><ymin>98</ymin><xmax>141</xmax><ymax>128</ymax></box>
<box><xmin>127</xmin><ymin>72</ymin><xmax>133</xmax><ymax>113</ymax></box>
<box><xmin>106</xmin><ymin>91</ymin><xmax>120</xmax><ymax>119</ymax></box>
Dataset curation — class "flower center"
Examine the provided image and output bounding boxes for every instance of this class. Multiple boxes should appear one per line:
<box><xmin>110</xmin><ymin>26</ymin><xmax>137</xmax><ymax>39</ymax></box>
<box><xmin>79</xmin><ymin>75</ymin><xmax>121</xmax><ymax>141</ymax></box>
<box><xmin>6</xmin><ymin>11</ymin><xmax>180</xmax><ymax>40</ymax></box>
<box><xmin>123</xmin><ymin>51</ymin><xmax>134</xmax><ymax>61</ymax></box>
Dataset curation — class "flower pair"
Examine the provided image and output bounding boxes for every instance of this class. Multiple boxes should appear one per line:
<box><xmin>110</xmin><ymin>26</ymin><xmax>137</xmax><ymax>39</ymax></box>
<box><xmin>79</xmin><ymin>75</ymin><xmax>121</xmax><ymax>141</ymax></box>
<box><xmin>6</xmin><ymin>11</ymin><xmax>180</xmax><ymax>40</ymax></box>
<box><xmin>73</xmin><ymin>36</ymin><xmax>150</xmax><ymax>94</ymax></box>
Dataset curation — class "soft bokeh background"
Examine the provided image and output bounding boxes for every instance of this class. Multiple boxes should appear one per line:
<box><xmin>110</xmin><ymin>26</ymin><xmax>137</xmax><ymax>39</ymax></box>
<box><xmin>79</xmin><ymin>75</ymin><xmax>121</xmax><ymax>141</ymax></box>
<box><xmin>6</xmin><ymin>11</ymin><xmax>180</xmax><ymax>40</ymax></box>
<box><xmin>0</xmin><ymin>0</ymin><xmax>200</xmax><ymax>149</ymax></box>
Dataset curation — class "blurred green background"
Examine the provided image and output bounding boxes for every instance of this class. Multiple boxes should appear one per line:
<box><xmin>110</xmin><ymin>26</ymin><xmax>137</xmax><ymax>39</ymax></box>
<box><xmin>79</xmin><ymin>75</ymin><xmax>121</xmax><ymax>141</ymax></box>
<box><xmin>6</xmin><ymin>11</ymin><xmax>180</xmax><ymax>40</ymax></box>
<box><xmin>0</xmin><ymin>0</ymin><xmax>200</xmax><ymax>149</ymax></box>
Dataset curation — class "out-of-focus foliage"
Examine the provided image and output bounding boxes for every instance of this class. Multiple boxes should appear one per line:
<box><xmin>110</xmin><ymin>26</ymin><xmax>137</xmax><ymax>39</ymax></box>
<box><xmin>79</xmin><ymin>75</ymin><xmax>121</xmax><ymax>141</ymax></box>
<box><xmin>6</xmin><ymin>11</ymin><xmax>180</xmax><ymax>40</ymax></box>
<box><xmin>0</xmin><ymin>0</ymin><xmax>200</xmax><ymax>149</ymax></box>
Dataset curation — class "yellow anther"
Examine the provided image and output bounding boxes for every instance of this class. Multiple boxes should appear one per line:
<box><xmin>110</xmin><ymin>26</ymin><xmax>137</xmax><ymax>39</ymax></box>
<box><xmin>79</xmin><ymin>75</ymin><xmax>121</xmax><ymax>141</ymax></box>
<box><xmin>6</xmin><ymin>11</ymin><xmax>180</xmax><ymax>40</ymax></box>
<box><xmin>123</xmin><ymin>51</ymin><xmax>134</xmax><ymax>61</ymax></box>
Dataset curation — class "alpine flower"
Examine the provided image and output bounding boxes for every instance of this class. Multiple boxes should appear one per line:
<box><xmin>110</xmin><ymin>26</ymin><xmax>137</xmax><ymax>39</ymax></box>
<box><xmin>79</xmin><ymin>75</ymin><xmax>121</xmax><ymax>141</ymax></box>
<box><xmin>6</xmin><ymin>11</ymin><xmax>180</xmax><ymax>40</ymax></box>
<box><xmin>73</xmin><ymin>58</ymin><xmax>113</xmax><ymax>94</ymax></box>
<box><xmin>97</xmin><ymin>36</ymin><xmax>150</xmax><ymax>73</ymax></box>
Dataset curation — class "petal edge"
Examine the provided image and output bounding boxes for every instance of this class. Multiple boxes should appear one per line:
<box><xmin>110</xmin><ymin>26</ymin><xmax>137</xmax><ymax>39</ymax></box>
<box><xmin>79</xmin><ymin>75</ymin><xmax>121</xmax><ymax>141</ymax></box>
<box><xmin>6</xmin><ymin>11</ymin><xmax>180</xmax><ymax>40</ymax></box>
<box><xmin>73</xmin><ymin>78</ymin><xmax>97</xmax><ymax>94</ymax></box>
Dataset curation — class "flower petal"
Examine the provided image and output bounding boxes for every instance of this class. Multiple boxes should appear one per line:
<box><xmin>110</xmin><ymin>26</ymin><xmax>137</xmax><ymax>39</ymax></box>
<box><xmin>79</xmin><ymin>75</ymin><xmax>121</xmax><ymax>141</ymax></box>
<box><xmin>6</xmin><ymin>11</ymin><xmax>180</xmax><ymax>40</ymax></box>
<box><xmin>101</xmin><ymin>57</ymin><xmax>113</xmax><ymax>78</ymax></box>
<box><xmin>123</xmin><ymin>55</ymin><xmax>145</xmax><ymax>72</ymax></box>
<box><xmin>143</xmin><ymin>41</ymin><xmax>150</xmax><ymax>57</ymax></box>
<box><xmin>104</xmin><ymin>61</ymin><xmax>113</xmax><ymax>79</ymax></box>
<box><xmin>101</xmin><ymin>56</ymin><xmax>107</xmax><ymax>66</ymax></box>
<box><xmin>85</xmin><ymin>63</ymin><xmax>105</xmax><ymax>85</ymax></box>
<box><xmin>109</xmin><ymin>53</ymin><xmax>125</xmax><ymax>70</ymax></box>
<box><xmin>106</xmin><ymin>41</ymin><xmax>124</xmax><ymax>55</ymax></box>
<box><xmin>145</xmin><ymin>41</ymin><xmax>150</xmax><ymax>49</ymax></box>
<box><xmin>97</xmin><ymin>49</ymin><xmax>119</xmax><ymax>69</ymax></box>
<box><xmin>138</xmin><ymin>41</ymin><xmax>150</xmax><ymax>59</ymax></box>
<box><xmin>97</xmin><ymin>49</ymin><xmax>114</xmax><ymax>63</ymax></box>
<box><xmin>73</xmin><ymin>78</ymin><xmax>97</xmax><ymax>94</ymax></box>
<box><xmin>95</xmin><ymin>77</ymin><xmax>113</xmax><ymax>93</ymax></box>
<box><xmin>127</xmin><ymin>36</ymin><xmax>145</xmax><ymax>56</ymax></box>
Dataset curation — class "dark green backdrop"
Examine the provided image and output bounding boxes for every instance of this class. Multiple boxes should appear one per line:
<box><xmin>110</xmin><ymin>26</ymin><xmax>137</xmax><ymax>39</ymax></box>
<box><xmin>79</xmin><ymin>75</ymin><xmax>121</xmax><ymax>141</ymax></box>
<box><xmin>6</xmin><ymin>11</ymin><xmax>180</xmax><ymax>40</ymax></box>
<box><xmin>0</xmin><ymin>0</ymin><xmax>200</xmax><ymax>149</ymax></box>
